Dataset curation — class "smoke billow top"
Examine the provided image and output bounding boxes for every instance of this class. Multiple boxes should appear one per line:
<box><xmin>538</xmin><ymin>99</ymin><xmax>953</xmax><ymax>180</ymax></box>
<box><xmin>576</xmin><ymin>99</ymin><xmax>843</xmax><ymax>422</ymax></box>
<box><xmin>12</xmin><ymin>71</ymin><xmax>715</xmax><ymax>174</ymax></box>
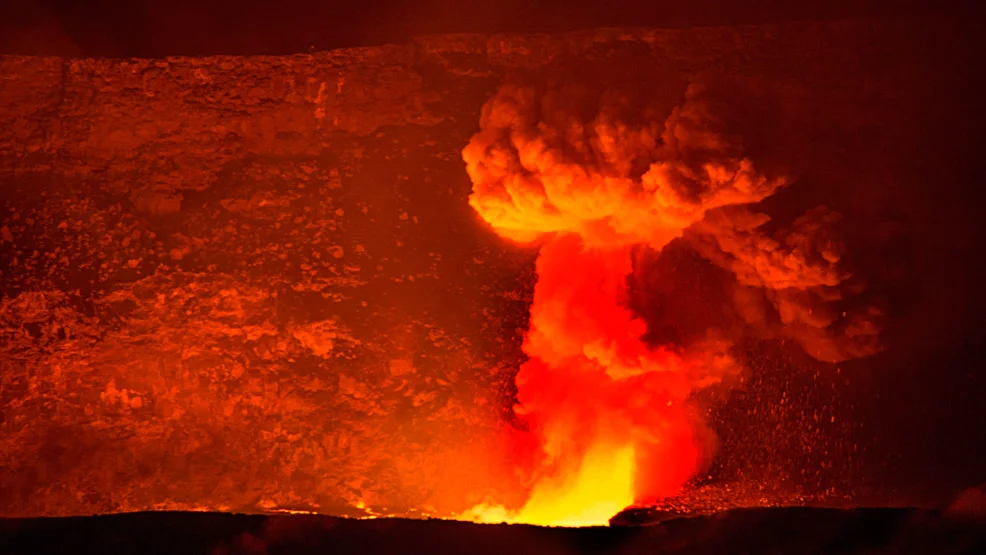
<box><xmin>460</xmin><ymin>77</ymin><xmax>882</xmax><ymax>525</ymax></box>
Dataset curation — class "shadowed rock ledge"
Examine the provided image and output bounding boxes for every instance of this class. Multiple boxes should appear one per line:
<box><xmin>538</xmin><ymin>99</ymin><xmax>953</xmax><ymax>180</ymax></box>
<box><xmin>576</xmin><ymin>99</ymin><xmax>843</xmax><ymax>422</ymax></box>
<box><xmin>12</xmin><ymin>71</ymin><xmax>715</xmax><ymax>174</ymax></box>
<box><xmin>2</xmin><ymin>507</ymin><xmax>985</xmax><ymax>555</ymax></box>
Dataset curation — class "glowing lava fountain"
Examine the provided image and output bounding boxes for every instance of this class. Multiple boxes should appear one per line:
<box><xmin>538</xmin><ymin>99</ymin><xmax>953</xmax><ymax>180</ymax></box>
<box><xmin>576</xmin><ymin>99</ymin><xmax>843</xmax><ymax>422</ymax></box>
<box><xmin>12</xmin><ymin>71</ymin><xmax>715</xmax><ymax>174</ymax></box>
<box><xmin>456</xmin><ymin>82</ymin><xmax>788</xmax><ymax>526</ymax></box>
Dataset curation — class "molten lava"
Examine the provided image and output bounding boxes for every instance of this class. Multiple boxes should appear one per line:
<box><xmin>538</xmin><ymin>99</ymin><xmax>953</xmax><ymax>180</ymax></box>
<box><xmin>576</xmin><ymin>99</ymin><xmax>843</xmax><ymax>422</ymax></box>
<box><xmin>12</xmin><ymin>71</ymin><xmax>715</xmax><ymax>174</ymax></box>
<box><xmin>465</xmin><ymin>442</ymin><xmax>636</xmax><ymax>527</ymax></box>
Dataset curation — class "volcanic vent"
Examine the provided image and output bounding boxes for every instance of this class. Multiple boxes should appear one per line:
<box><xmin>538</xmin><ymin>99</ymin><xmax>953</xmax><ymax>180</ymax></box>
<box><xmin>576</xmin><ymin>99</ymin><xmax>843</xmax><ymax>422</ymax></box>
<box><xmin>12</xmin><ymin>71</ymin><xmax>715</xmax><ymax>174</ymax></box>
<box><xmin>1</xmin><ymin>18</ymin><xmax>984</xmax><ymax>527</ymax></box>
<box><xmin>454</xmin><ymin>73</ymin><xmax>882</xmax><ymax>525</ymax></box>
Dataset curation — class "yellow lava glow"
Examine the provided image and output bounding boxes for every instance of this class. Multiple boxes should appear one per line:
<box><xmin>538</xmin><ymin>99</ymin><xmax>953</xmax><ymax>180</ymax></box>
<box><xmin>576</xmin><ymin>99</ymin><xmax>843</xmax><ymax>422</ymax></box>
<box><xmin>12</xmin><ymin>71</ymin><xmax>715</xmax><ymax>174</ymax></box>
<box><xmin>461</xmin><ymin>443</ymin><xmax>636</xmax><ymax>527</ymax></box>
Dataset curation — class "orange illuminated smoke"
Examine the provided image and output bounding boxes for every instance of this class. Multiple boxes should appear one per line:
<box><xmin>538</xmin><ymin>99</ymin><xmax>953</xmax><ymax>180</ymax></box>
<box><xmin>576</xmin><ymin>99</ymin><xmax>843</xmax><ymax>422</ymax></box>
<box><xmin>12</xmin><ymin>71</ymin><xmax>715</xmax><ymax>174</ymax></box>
<box><xmin>457</xmin><ymin>82</ymin><xmax>788</xmax><ymax>526</ymax></box>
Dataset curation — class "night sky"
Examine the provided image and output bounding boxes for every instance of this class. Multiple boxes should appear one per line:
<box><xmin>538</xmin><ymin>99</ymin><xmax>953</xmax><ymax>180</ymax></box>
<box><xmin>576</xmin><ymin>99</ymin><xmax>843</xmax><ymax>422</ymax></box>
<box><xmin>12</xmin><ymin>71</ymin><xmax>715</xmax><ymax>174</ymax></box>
<box><xmin>0</xmin><ymin>0</ymin><xmax>980</xmax><ymax>57</ymax></box>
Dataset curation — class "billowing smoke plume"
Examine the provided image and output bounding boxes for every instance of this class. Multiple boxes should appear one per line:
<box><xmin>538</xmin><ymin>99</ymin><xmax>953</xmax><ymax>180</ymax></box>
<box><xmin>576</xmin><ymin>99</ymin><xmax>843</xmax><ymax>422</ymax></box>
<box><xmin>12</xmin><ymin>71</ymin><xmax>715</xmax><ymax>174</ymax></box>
<box><xmin>462</xmin><ymin>77</ymin><xmax>880</xmax><ymax>524</ymax></box>
<box><xmin>465</xmin><ymin>81</ymin><xmax>784</xmax><ymax>250</ymax></box>
<box><xmin>686</xmin><ymin>205</ymin><xmax>884</xmax><ymax>363</ymax></box>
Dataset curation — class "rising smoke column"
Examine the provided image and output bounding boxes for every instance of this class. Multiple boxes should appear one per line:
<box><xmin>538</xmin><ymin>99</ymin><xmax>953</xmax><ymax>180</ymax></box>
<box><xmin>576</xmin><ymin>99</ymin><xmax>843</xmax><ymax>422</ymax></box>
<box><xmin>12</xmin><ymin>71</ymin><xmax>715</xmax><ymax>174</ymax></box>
<box><xmin>461</xmin><ymin>79</ymin><xmax>873</xmax><ymax>525</ymax></box>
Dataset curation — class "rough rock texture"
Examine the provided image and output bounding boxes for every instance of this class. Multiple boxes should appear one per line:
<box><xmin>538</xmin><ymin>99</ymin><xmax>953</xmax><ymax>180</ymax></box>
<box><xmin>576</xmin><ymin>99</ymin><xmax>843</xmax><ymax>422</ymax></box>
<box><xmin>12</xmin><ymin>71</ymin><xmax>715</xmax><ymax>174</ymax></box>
<box><xmin>1</xmin><ymin>19</ymin><xmax>984</xmax><ymax>517</ymax></box>
<box><xmin>2</xmin><ymin>508</ymin><xmax>985</xmax><ymax>555</ymax></box>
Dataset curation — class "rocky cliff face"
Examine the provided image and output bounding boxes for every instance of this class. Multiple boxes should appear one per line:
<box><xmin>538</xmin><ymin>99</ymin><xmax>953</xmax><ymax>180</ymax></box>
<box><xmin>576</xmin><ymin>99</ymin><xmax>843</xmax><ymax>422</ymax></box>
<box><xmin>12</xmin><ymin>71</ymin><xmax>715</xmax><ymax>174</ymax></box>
<box><xmin>1</xmin><ymin>20</ymin><xmax>983</xmax><ymax>517</ymax></box>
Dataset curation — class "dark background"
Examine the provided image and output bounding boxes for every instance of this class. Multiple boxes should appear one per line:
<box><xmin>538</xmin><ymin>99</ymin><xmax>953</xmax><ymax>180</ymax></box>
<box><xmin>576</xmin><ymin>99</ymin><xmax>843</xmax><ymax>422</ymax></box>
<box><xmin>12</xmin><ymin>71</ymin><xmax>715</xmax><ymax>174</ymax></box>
<box><xmin>0</xmin><ymin>0</ymin><xmax>983</xmax><ymax>57</ymax></box>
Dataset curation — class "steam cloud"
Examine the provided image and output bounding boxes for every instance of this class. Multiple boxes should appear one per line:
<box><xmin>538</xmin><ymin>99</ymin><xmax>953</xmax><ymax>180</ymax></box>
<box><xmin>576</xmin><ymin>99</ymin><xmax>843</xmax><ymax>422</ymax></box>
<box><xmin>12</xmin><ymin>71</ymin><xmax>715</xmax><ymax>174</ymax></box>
<box><xmin>462</xmin><ymin>77</ymin><xmax>881</xmax><ymax>517</ymax></box>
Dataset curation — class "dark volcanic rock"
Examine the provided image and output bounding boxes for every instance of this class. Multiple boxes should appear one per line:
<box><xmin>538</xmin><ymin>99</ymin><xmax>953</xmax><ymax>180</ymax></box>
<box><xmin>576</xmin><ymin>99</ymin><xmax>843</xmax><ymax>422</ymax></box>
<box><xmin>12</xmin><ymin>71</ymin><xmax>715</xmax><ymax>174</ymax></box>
<box><xmin>1</xmin><ymin>508</ymin><xmax>985</xmax><ymax>555</ymax></box>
